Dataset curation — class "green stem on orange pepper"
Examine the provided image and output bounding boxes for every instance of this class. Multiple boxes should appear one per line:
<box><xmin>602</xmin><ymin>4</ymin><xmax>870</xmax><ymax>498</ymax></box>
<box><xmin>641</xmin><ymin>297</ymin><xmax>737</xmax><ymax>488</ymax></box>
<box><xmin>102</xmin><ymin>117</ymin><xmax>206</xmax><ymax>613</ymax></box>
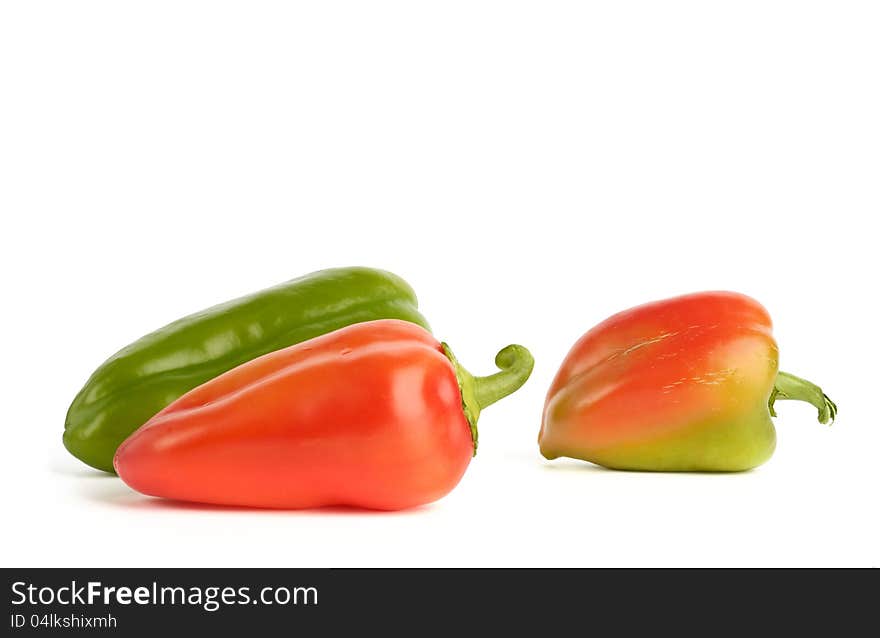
<box><xmin>442</xmin><ymin>343</ymin><xmax>534</xmax><ymax>455</ymax></box>
<box><xmin>770</xmin><ymin>371</ymin><xmax>837</xmax><ymax>424</ymax></box>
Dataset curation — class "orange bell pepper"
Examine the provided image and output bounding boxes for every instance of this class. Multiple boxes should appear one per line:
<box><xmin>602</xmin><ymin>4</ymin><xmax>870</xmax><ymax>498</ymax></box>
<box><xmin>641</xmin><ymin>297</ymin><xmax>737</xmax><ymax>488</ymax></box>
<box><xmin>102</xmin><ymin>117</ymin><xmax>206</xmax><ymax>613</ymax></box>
<box><xmin>115</xmin><ymin>320</ymin><xmax>533</xmax><ymax>509</ymax></box>
<box><xmin>540</xmin><ymin>292</ymin><xmax>835</xmax><ymax>471</ymax></box>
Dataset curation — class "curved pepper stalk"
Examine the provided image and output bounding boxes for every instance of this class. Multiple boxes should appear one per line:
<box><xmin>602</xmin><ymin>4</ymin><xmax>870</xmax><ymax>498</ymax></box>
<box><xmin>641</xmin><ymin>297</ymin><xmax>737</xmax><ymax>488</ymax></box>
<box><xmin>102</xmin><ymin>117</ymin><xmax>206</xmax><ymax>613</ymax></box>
<box><xmin>442</xmin><ymin>343</ymin><xmax>534</xmax><ymax>455</ymax></box>
<box><xmin>770</xmin><ymin>371</ymin><xmax>837</xmax><ymax>424</ymax></box>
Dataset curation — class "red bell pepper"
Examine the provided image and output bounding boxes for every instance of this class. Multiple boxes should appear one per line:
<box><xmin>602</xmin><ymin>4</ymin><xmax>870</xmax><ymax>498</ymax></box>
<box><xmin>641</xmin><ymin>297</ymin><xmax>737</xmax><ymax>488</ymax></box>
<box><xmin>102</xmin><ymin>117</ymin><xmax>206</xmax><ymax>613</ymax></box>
<box><xmin>114</xmin><ymin>319</ymin><xmax>533</xmax><ymax>509</ymax></box>
<box><xmin>539</xmin><ymin>292</ymin><xmax>835</xmax><ymax>471</ymax></box>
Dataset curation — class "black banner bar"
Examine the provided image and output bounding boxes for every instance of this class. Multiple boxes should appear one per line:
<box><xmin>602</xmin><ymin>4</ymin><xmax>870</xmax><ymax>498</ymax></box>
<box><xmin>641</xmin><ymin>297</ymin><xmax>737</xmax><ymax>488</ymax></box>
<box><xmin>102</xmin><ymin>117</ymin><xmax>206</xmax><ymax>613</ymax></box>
<box><xmin>3</xmin><ymin>568</ymin><xmax>874</xmax><ymax>634</ymax></box>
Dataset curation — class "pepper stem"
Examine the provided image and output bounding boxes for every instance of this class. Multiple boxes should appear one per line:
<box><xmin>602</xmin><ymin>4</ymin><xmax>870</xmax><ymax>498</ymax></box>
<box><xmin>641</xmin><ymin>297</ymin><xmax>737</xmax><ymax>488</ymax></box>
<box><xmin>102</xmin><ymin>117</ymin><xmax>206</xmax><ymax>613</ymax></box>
<box><xmin>441</xmin><ymin>343</ymin><xmax>534</xmax><ymax>455</ymax></box>
<box><xmin>769</xmin><ymin>370</ymin><xmax>837</xmax><ymax>424</ymax></box>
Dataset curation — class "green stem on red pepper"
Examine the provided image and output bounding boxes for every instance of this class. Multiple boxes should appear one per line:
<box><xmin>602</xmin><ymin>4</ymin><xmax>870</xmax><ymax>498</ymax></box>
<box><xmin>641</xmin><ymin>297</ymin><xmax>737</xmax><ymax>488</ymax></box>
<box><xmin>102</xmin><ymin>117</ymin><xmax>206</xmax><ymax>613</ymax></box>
<box><xmin>442</xmin><ymin>343</ymin><xmax>534</xmax><ymax>455</ymax></box>
<box><xmin>769</xmin><ymin>371</ymin><xmax>837</xmax><ymax>424</ymax></box>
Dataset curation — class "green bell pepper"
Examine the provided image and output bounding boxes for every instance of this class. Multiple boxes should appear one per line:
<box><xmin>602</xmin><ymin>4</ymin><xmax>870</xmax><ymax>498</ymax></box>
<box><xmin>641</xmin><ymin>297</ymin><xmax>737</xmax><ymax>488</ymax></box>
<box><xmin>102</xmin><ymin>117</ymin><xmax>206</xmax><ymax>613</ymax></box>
<box><xmin>64</xmin><ymin>267</ymin><xmax>430</xmax><ymax>472</ymax></box>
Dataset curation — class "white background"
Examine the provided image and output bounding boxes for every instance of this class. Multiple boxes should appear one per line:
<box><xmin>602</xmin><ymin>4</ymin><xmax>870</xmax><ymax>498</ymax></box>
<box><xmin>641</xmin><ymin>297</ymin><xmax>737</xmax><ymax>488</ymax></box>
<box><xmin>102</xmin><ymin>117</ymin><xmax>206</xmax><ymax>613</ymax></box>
<box><xmin>1</xmin><ymin>1</ymin><xmax>877</xmax><ymax>567</ymax></box>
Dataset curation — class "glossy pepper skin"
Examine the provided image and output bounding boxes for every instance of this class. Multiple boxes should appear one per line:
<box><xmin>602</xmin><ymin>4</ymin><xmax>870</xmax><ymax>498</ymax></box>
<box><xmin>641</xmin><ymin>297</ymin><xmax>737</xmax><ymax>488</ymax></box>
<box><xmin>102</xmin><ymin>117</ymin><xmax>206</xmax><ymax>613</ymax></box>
<box><xmin>539</xmin><ymin>292</ymin><xmax>835</xmax><ymax>472</ymax></box>
<box><xmin>65</xmin><ymin>267</ymin><xmax>430</xmax><ymax>472</ymax></box>
<box><xmin>114</xmin><ymin>320</ymin><xmax>534</xmax><ymax>510</ymax></box>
